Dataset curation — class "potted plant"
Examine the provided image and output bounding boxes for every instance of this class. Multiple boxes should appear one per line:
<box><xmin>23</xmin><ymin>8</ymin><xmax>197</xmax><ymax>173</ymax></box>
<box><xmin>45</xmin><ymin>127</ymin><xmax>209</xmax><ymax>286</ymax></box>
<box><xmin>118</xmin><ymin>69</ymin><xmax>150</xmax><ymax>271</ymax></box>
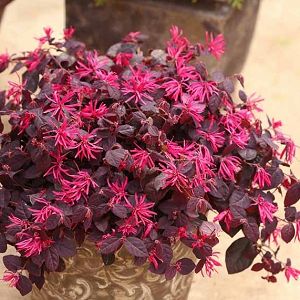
<box><xmin>0</xmin><ymin>27</ymin><xmax>299</xmax><ymax>299</ymax></box>
<box><xmin>66</xmin><ymin>0</ymin><xmax>260</xmax><ymax>75</ymax></box>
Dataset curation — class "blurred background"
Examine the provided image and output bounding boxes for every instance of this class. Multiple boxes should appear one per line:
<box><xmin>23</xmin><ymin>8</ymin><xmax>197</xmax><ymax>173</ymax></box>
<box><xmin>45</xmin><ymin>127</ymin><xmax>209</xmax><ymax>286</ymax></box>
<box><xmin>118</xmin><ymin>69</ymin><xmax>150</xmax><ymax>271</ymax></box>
<box><xmin>0</xmin><ymin>0</ymin><xmax>299</xmax><ymax>299</ymax></box>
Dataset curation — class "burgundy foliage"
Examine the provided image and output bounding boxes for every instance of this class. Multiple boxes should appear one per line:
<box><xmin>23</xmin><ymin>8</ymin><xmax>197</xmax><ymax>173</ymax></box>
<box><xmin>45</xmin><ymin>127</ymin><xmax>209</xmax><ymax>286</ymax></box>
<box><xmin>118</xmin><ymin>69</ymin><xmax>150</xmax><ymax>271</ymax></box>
<box><xmin>0</xmin><ymin>26</ymin><xmax>299</xmax><ymax>295</ymax></box>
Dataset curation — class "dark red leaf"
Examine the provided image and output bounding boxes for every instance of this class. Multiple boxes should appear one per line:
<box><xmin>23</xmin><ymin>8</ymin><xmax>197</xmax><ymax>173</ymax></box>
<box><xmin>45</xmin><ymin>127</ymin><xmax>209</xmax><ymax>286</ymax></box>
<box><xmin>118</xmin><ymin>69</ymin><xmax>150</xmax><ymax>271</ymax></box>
<box><xmin>284</xmin><ymin>182</ymin><xmax>300</xmax><ymax>207</ymax></box>
<box><xmin>55</xmin><ymin>237</ymin><xmax>77</xmax><ymax>258</ymax></box>
<box><xmin>281</xmin><ymin>223</ymin><xmax>295</xmax><ymax>243</ymax></box>
<box><xmin>242</xmin><ymin>218</ymin><xmax>259</xmax><ymax>242</ymax></box>
<box><xmin>177</xmin><ymin>258</ymin><xmax>195</xmax><ymax>275</ymax></box>
<box><xmin>0</xmin><ymin>233</ymin><xmax>7</xmax><ymax>253</ymax></box>
<box><xmin>100</xmin><ymin>237</ymin><xmax>123</xmax><ymax>255</ymax></box>
<box><xmin>112</xmin><ymin>203</ymin><xmax>128</xmax><ymax>218</ymax></box>
<box><xmin>124</xmin><ymin>237</ymin><xmax>148</xmax><ymax>257</ymax></box>
<box><xmin>45</xmin><ymin>247</ymin><xmax>59</xmax><ymax>271</ymax></box>
<box><xmin>105</xmin><ymin>148</ymin><xmax>126</xmax><ymax>168</ymax></box>
<box><xmin>165</xmin><ymin>266</ymin><xmax>177</xmax><ymax>280</ymax></box>
<box><xmin>251</xmin><ymin>263</ymin><xmax>263</xmax><ymax>272</ymax></box>
<box><xmin>3</xmin><ymin>255</ymin><xmax>22</xmax><ymax>272</ymax></box>
<box><xmin>16</xmin><ymin>275</ymin><xmax>33</xmax><ymax>296</ymax></box>
<box><xmin>225</xmin><ymin>237</ymin><xmax>258</xmax><ymax>274</ymax></box>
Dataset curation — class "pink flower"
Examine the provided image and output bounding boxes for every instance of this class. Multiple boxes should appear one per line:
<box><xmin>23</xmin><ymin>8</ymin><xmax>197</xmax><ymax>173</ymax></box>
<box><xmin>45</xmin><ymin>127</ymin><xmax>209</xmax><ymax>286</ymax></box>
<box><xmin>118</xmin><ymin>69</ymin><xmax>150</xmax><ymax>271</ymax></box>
<box><xmin>245</xmin><ymin>93</ymin><xmax>264</xmax><ymax>115</ymax></box>
<box><xmin>71</xmin><ymin>132</ymin><xmax>102</xmax><ymax>160</ymax></box>
<box><xmin>285</xmin><ymin>265</ymin><xmax>300</xmax><ymax>282</ymax></box>
<box><xmin>123</xmin><ymin>31</ymin><xmax>141</xmax><ymax>43</ymax></box>
<box><xmin>18</xmin><ymin>112</ymin><xmax>35</xmax><ymax>134</ymax></box>
<box><xmin>44</xmin><ymin>151</ymin><xmax>70</xmax><ymax>182</ymax></box>
<box><xmin>2</xmin><ymin>271</ymin><xmax>20</xmax><ymax>287</ymax></box>
<box><xmin>205</xmin><ymin>32</ymin><xmax>225</xmax><ymax>60</ymax></box>
<box><xmin>174</xmin><ymin>94</ymin><xmax>205</xmax><ymax>126</ymax></box>
<box><xmin>279</xmin><ymin>137</ymin><xmax>296</xmax><ymax>164</ymax></box>
<box><xmin>80</xmin><ymin>101</ymin><xmax>108</xmax><ymax>120</ymax></box>
<box><xmin>95</xmin><ymin>70</ymin><xmax>120</xmax><ymax>88</ymax></box>
<box><xmin>115</xmin><ymin>53</ymin><xmax>133</xmax><ymax>67</ymax></box>
<box><xmin>64</xmin><ymin>27</ymin><xmax>75</xmax><ymax>40</ymax></box>
<box><xmin>107</xmin><ymin>177</ymin><xmax>129</xmax><ymax>206</ymax></box>
<box><xmin>148</xmin><ymin>246</ymin><xmax>163</xmax><ymax>270</ymax></box>
<box><xmin>121</xmin><ymin>67</ymin><xmax>158</xmax><ymax>104</ymax></box>
<box><xmin>16</xmin><ymin>232</ymin><xmax>53</xmax><ymax>257</ymax></box>
<box><xmin>197</xmin><ymin>130</ymin><xmax>225</xmax><ymax>152</ymax></box>
<box><xmin>176</xmin><ymin>58</ymin><xmax>198</xmax><ymax>80</ymax></box>
<box><xmin>45</xmin><ymin>91</ymin><xmax>79</xmax><ymax>120</ymax></box>
<box><xmin>162</xmin><ymin>78</ymin><xmax>185</xmax><ymax>102</ymax></box>
<box><xmin>127</xmin><ymin>194</ymin><xmax>156</xmax><ymax>226</ymax></box>
<box><xmin>218</xmin><ymin>156</ymin><xmax>241</xmax><ymax>181</ymax></box>
<box><xmin>131</xmin><ymin>146</ymin><xmax>155</xmax><ymax>171</ymax></box>
<box><xmin>253</xmin><ymin>165</ymin><xmax>272</xmax><ymax>188</ymax></box>
<box><xmin>37</xmin><ymin>27</ymin><xmax>53</xmax><ymax>45</ymax></box>
<box><xmin>76</xmin><ymin>50</ymin><xmax>109</xmax><ymax>78</ymax></box>
<box><xmin>230</xmin><ymin>128</ymin><xmax>249</xmax><ymax>149</ymax></box>
<box><xmin>188</xmin><ymin>80</ymin><xmax>217</xmax><ymax>102</ymax></box>
<box><xmin>25</xmin><ymin>49</ymin><xmax>42</xmax><ymax>72</ymax></box>
<box><xmin>56</xmin><ymin>171</ymin><xmax>98</xmax><ymax>204</ymax></box>
<box><xmin>253</xmin><ymin>195</ymin><xmax>278</xmax><ymax>224</ymax></box>
<box><xmin>6</xmin><ymin>215</ymin><xmax>30</xmax><ymax>230</ymax></box>
<box><xmin>44</xmin><ymin>120</ymin><xmax>77</xmax><ymax>149</ymax></box>
<box><xmin>266</xmin><ymin>227</ymin><xmax>281</xmax><ymax>246</ymax></box>
<box><xmin>0</xmin><ymin>52</ymin><xmax>10</xmax><ymax>72</ymax></box>
<box><xmin>213</xmin><ymin>209</ymin><xmax>233</xmax><ymax>232</ymax></box>
<box><xmin>202</xmin><ymin>253</ymin><xmax>222</xmax><ymax>277</ymax></box>
<box><xmin>118</xmin><ymin>217</ymin><xmax>138</xmax><ymax>236</ymax></box>
<box><xmin>30</xmin><ymin>198</ymin><xmax>63</xmax><ymax>224</ymax></box>
<box><xmin>160</xmin><ymin>161</ymin><xmax>189</xmax><ymax>192</ymax></box>
<box><xmin>164</xmin><ymin>140</ymin><xmax>195</xmax><ymax>160</ymax></box>
<box><xmin>69</xmin><ymin>171</ymin><xmax>98</xmax><ymax>195</ymax></box>
<box><xmin>7</xmin><ymin>81</ymin><xmax>25</xmax><ymax>107</ymax></box>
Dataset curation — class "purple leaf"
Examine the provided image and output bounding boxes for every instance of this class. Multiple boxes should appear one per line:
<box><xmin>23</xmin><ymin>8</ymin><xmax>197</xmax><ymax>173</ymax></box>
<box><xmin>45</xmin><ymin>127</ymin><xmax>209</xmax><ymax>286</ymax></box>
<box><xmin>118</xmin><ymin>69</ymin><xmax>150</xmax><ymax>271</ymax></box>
<box><xmin>55</xmin><ymin>237</ymin><xmax>77</xmax><ymax>258</ymax></box>
<box><xmin>124</xmin><ymin>237</ymin><xmax>148</xmax><ymax>257</ymax></box>
<box><xmin>112</xmin><ymin>203</ymin><xmax>128</xmax><ymax>218</ymax></box>
<box><xmin>3</xmin><ymin>255</ymin><xmax>22</xmax><ymax>272</ymax></box>
<box><xmin>225</xmin><ymin>237</ymin><xmax>258</xmax><ymax>274</ymax></box>
<box><xmin>165</xmin><ymin>266</ymin><xmax>177</xmax><ymax>280</ymax></box>
<box><xmin>101</xmin><ymin>253</ymin><xmax>115</xmax><ymax>266</ymax></box>
<box><xmin>16</xmin><ymin>275</ymin><xmax>32</xmax><ymax>296</ymax></box>
<box><xmin>45</xmin><ymin>214</ymin><xmax>61</xmax><ymax>230</ymax></box>
<box><xmin>117</xmin><ymin>125</ymin><xmax>135</xmax><ymax>136</ymax></box>
<box><xmin>100</xmin><ymin>237</ymin><xmax>123</xmax><ymax>255</ymax></box>
<box><xmin>45</xmin><ymin>247</ymin><xmax>59</xmax><ymax>271</ymax></box>
<box><xmin>242</xmin><ymin>218</ymin><xmax>259</xmax><ymax>242</ymax></box>
<box><xmin>105</xmin><ymin>148</ymin><xmax>126</xmax><ymax>168</ymax></box>
<box><xmin>281</xmin><ymin>223</ymin><xmax>295</xmax><ymax>243</ymax></box>
<box><xmin>284</xmin><ymin>182</ymin><xmax>300</xmax><ymax>207</ymax></box>
<box><xmin>237</xmin><ymin>148</ymin><xmax>257</xmax><ymax>161</ymax></box>
<box><xmin>208</xmin><ymin>94</ymin><xmax>221</xmax><ymax>113</ymax></box>
<box><xmin>0</xmin><ymin>233</ymin><xmax>7</xmax><ymax>253</ymax></box>
<box><xmin>177</xmin><ymin>258</ymin><xmax>195</xmax><ymax>275</ymax></box>
<box><xmin>29</xmin><ymin>274</ymin><xmax>45</xmax><ymax>290</ymax></box>
<box><xmin>285</xmin><ymin>207</ymin><xmax>296</xmax><ymax>222</ymax></box>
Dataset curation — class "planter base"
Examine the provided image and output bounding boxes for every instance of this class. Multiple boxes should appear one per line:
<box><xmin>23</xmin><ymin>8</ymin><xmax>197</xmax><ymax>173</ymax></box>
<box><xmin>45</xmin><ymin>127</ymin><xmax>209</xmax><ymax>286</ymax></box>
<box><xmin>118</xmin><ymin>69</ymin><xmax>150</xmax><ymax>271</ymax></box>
<box><xmin>32</xmin><ymin>242</ymin><xmax>194</xmax><ymax>300</ymax></box>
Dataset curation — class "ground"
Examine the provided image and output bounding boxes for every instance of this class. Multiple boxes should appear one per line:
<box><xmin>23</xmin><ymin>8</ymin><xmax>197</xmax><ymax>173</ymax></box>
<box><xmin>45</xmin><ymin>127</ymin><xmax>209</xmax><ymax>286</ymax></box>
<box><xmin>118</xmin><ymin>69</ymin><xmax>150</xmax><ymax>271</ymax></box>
<box><xmin>0</xmin><ymin>0</ymin><xmax>299</xmax><ymax>299</ymax></box>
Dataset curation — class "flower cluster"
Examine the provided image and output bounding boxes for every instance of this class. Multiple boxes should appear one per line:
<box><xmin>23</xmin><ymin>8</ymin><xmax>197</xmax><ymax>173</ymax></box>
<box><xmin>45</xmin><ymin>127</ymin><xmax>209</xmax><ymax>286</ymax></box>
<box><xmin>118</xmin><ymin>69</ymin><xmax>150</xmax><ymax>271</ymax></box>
<box><xmin>0</xmin><ymin>26</ymin><xmax>299</xmax><ymax>296</ymax></box>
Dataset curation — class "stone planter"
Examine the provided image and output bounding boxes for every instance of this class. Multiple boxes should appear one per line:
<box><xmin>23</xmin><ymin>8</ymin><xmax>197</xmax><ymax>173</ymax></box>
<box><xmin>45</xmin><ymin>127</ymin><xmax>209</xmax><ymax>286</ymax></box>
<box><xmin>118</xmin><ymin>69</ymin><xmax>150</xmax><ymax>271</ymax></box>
<box><xmin>0</xmin><ymin>0</ymin><xmax>12</xmax><ymax>24</ymax></box>
<box><xmin>66</xmin><ymin>0</ymin><xmax>260</xmax><ymax>75</ymax></box>
<box><xmin>31</xmin><ymin>242</ymin><xmax>194</xmax><ymax>300</ymax></box>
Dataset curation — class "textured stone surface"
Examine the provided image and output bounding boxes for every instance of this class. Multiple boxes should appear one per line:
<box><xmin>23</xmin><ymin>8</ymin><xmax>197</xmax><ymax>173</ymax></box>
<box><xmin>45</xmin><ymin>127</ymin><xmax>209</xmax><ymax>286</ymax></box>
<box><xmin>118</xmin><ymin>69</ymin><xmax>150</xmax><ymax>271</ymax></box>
<box><xmin>31</xmin><ymin>242</ymin><xmax>194</xmax><ymax>300</ymax></box>
<box><xmin>66</xmin><ymin>0</ymin><xmax>259</xmax><ymax>76</ymax></box>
